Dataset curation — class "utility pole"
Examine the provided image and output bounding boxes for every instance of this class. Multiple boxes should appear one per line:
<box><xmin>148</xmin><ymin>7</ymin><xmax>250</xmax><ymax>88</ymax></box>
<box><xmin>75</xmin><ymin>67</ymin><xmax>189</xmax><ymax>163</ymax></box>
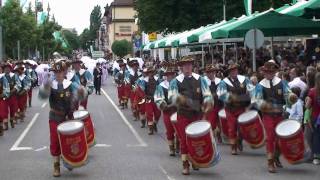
<box><xmin>17</xmin><ymin>40</ymin><xmax>20</xmax><ymax>60</ymax></box>
<box><xmin>222</xmin><ymin>0</ymin><xmax>227</xmax><ymax>65</ymax></box>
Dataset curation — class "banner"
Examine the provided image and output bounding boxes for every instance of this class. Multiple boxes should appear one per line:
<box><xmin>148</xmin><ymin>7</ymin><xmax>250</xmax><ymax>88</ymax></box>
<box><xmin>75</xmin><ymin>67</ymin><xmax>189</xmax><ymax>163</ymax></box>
<box><xmin>244</xmin><ymin>0</ymin><xmax>253</xmax><ymax>16</ymax></box>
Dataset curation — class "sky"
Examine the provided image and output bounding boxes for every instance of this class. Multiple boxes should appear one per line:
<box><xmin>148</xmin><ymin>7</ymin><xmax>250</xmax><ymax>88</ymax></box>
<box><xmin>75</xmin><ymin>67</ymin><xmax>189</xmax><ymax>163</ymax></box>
<box><xmin>24</xmin><ymin>0</ymin><xmax>113</xmax><ymax>34</ymax></box>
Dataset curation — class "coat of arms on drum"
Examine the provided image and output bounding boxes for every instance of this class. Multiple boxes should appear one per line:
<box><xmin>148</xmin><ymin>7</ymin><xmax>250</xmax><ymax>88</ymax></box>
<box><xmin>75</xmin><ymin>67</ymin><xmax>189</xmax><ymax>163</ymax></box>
<box><xmin>71</xmin><ymin>143</ymin><xmax>80</xmax><ymax>155</ymax></box>
<box><xmin>195</xmin><ymin>146</ymin><xmax>204</xmax><ymax>157</ymax></box>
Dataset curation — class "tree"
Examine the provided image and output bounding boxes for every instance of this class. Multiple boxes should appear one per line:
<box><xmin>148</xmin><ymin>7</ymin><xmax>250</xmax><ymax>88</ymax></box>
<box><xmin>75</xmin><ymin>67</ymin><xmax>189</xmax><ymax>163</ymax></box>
<box><xmin>62</xmin><ymin>29</ymin><xmax>80</xmax><ymax>50</ymax></box>
<box><xmin>79</xmin><ymin>28</ymin><xmax>91</xmax><ymax>50</ymax></box>
<box><xmin>111</xmin><ymin>40</ymin><xmax>132</xmax><ymax>58</ymax></box>
<box><xmin>89</xmin><ymin>5</ymin><xmax>102</xmax><ymax>41</ymax></box>
<box><xmin>135</xmin><ymin>0</ymin><xmax>291</xmax><ymax>33</ymax></box>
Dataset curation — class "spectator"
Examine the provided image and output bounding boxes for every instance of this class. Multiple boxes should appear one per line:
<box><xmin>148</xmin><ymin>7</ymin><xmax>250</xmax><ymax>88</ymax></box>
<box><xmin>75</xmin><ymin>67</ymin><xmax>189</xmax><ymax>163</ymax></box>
<box><xmin>288</xmin><ymin>87</ymin><xmax>303</xmax><ymax>122</ymax></box>
<box><xmin>305</xmin><ymin>72</ymin><xmax>320</xmax><ymax>165</ymax></box>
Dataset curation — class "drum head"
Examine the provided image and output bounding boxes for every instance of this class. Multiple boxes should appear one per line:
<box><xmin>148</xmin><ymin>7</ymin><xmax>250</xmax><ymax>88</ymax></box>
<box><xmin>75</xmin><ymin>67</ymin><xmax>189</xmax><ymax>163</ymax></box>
<box><xmin>73</xmin><ymin>110</ymin><xmax>89</xmax><ymax>120</ymax></box>
<box><xmin>238</xmin><ymin>110</ymin><xmax>258</xmax><ymax>123</ymax></box>
<box><xmin>186</xmin><ymin>121</ymin><xmax>211</xmax><ymax>138</ymax></box>
<box><xmin>218</xmin><ymin>109</ymin><xmax>226</xmax><ymax>118</ymax></box>
<box><xmin>276</xmin><ymin>120</ymin><xmax>301</xmax><ymax>137</ymax></box>
<box><xmin>58</xmin><ymin>120</ymin><xmax>84</xmax><ymax>135</ymax></box>
<box><xmin>170</xmin><ymin>112</ymin><xmax>177</xmax><ymax>123</ymax></box>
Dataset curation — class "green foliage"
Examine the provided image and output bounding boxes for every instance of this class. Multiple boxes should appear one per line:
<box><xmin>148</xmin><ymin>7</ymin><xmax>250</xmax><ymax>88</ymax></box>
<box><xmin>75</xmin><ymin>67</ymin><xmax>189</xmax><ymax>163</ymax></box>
<box><xmin>111</xmin><ymin>39</ymin><xmax>132</xmax><ymax>58</ymax></box>
<box><xmin>135</xmin><ymin>0</ymin><xmax>292</xmax><ymax>33</ymax></box>
<box><xmin>0</xmin><ymin>0</ymin><xmax>77</xmax><ymax>59</ymax></box>
<box><xmin>79</xmin><ymin>5</ymin><xmax>102</xmax><ymax>50</ymax></box>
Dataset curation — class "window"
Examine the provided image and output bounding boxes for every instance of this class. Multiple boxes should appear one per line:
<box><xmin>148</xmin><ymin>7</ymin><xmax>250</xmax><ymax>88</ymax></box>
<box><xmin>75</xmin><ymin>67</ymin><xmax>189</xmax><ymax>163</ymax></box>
<box><xmin>119</xmin><ymin>26</ymin><xmax>131</xmax><ymax>32</ymax></box>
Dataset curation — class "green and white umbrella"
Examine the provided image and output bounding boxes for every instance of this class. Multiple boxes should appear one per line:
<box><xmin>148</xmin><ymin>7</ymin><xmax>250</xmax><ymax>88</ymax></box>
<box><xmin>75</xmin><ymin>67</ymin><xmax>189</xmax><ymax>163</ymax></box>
<box><xmin>279</xmin><ymin>0</ymin><xmax>320</xmax><ymax>18</ymax></box>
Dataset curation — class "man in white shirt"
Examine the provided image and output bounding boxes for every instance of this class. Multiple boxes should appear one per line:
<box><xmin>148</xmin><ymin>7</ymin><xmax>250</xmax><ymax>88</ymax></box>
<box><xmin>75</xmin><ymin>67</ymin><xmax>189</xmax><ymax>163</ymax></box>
<box><xmin>288</xmin><ymin>68</ymin><xmax>307</xmax><ymax>96</ymax></box>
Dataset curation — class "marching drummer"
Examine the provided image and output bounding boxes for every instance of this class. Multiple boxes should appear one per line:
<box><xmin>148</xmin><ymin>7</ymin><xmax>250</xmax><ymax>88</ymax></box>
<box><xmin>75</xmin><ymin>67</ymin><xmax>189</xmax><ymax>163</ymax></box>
<box><xmin>168</xmin><ymin>55</ymin><xmax>213</xmax><ymax>175</ymax></box>
<box><xmin>3</xmin><ymin>63</ymin><xmax>21</xmax><ymax>129</ymax></box>
<box><xmin>254</xmin><ymin>60</ymin><xmax>291</xmax><ymax>173</ymax></box>
<box><xmin>0</xmin><ymin>65</ymin><xmax>10</xmax><ymax>136</ymax></box>
<box><xmin>154</xmin><ymin>62</ymin><xmax>178</xmax><ymax>156</ymax></box>
<box><xmin>69</xmin><ymin>59</ymin><xmax>94</xmax><ymax>110</ymax></box>
<box><xmin>15</xmin><ymin>62</ymin><xmax>31</xmax><ymax>123</ymax></box>
<box><xmin>39</xmin><ymin>61</ymin><xmax>78</xmax><ymax>177</ymax></box>
<box><xmin>217</xmin><ymin>63</ymin><xmax>254</xmax><ymax>155</ymax></box>
<box><xmin>126</xmin><ymin>59</ymin><xmax>141</xmax><ymax>120</ymax></box>
<box><xmin>24</xmin><ymin>61</ymin><xmax>37</xmax><ymax>107</ymax></box>
<box><xmin>204</xmin><ymin>64</ymin><xmax>223</xmax><ymax>143</ymax></box>
<box><xmin>140</xmin><ymin>66</ymin><xmax>161</xmax><ymax>135</ymax></box>
<box><xmin>115</xmin><ymin>59</ymin><xmax>128</xmax><ymax>109</ymax></box>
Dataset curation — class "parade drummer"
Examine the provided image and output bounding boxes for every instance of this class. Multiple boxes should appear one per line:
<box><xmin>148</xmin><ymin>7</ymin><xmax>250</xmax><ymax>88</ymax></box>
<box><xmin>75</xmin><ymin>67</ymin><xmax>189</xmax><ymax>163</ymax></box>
<box><xmin>154</xmin><ymin>62</ymin><xmax>178</xmax><ymax>156</ymax></box>
<box><xmin>140</xmin><ymin>66</ymin><xmax>161</xmax><ymax>135</ymax></box>
<box><xmin>217</xmin><ymin>63</ymin><xmax>254</xmax><ymax>155</ymax></box>
<box><xmin>168</xmin><ymin>55</ymin><xmax>213</xmax><ymax>175</ymax></box>
<box><xmin>15</xmin><ymin>62</ymin><xmax>31</xmax><ymax>122</ymax></box>
<box><xmin>204</xmin><ymin>64</ymin><xmax>223</xmax><ymax>143</ymax></box>
<box><xmin>24</xmin><ymin>61</ymin><xmax>37</xmax><ymax>107</ymax></box>
<box><xmin>126</xmin><ymin>59</ymin><xmax>141</xmax><ymax>120</ymax></box>
<box><xmin>0</xmin><ymin>65</ymin><xmax>10</xmax><ymax>136</ymax></box>
<box><xmin>115</xmin><ymin>59</ymin><xmax>128</xmax><ymax>109</ymax></box>
<box><xmin>39</xmin><ymin>61</ymin><xmax>78</xmax><ymax>177</ymax></box>
<box><xmin>2</xmin><ymin>63</ymin><xmax>21</xmax><ymax>131</ymax></box>
<box><xmin>135</xmin><ymin>69</ymin><xmax>148</xmax><ymax>128</ymax></box>
<box><xmin>68</xmin><ymin>59</ymin><xmax>94</xmax><ymax>110</ymax></box>
<box><xmin>254</xmin><ymin>60</ymin><xmax>291</xmax><ymax>173</ymax></box>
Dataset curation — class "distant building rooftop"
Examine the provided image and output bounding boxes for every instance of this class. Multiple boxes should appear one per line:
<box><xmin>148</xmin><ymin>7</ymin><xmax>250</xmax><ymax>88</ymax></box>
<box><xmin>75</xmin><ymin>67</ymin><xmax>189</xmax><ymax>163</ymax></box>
<box><xmin>111</xmin><ymin>0</ymin><xmax>134</xmax><ymax>6</ymax></box>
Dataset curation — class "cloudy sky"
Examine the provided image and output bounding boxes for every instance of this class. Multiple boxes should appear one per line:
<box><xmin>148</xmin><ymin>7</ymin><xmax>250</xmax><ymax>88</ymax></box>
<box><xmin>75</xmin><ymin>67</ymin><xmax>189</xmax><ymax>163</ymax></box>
<box><xmin>23</xmin><ymin>0</ymin><xmax>113</xmax><ymax>34</ymax></box>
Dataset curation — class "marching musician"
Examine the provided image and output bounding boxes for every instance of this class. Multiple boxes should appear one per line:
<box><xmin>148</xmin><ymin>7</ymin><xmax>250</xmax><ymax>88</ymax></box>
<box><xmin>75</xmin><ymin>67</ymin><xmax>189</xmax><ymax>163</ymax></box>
<box><xmin>3</xmin><ymin>63</ymin><xmax>21</xmax><ymax>130</ymax></box>
<box><xmin>0</xmin><ymin>65</ymin><xmax>10</xmax><ymax>136</ymax></box>
<box><xmin>168</xmin><ymin>56</ymin><xmax>213</xmax><ymax>175</ymax></box>
<box><xmin>204</xmin><ymin>64</ymin><xmax>223</xmax><ymax>143</ymax></box>
<box><xmin>115</xmin><ymin>59</ymin><xmax>128</xmax><ymax>109</ymax></box>
<box><xmin>254</xmin><ymin>60</ymin><xmax>291</xmax><ymax>173</ymax></box>
<box><xmin>15</xmin><ymin>62</ymin><xmax>31</xmax><ymax>123</ymax></box>
<box><xmin>135</xmin><ymin>69</ymin><xmax>148</xmax><ymax>128</ymax></box>
<box><xmin>68</xmin><ymin>59</ymin><xmax>94</xmax><ymax>110</ymax></box>
<box><xmin>39</xmin><ymin>61</ymin><xmax>78</xmax><ymax>177</ymax></box>
<box><xmin>217</xmin><ymin>63</ymin><xmax>254</xmax><ymax>155</ymax></box>
<box><xmin>24</xmin><ymin>61</ymin><xmax>37</xmax><ymax>107</ymax></box>
<box><xmin>140</xmin><ymin>66</ymin><xmax>161</xmax><ymax>135</ymax></box>
<box><xmin>154</xmin><ymin>62</ymin><xmax>178</xmax><ymax>156</ymax></box>
<box><xmin>126</xmin><ymin>59</ymin><xmax>141</xmax><ymax>121</ymax></box>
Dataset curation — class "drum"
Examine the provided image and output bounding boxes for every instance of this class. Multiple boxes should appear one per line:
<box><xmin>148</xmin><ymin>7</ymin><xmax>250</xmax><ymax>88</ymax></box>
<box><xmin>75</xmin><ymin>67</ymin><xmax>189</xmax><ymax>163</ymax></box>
<box><xmin>276</xmin><ymin>120</ymin><xmax>305</xmax><ymax>164</ymax></box>
<box><xmin>218</xmin><ymin>109</ymin><xmax>229</xmax><ymax>143</ymax></box>
<box><xmin>185</xmin><ymin>121</ymin><xmax>220</xmax><ymax>168</ymax></box>
<box><xmin>57</xmin><ymin>120</ymin><xmax>88</xmax><ymax>168</ymax></box>
<box><xmin>73</xmin><ymin>110</ymin><xmax>96</xmax><ymax>147</ymax></box>
<box><xmin>238</xmin><ymin>110</ymin><xmax>265</xmax><ymax>148</ymax></box>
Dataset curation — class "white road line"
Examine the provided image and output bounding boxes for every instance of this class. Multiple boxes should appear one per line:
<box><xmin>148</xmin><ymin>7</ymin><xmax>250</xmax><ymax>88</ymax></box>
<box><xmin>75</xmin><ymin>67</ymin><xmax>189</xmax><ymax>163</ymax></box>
<box><xmin>34</xmin><ymin>146</ymin><xmax>47</xmax><ymax>152</ymax></box>
<box><xmin>41</xmin><ymin>102</ymin><xmax>47</xmax><ymax>108</ymax></box>
<box><xmin>10</xmin><ymin>113</ymin><xmax>40</xmax><ymax>151</ymax></box>
<box><xmin>94</xmin><ymin>144</ymin><xmax>112</xmax><ymax>147</ymax></box>
<box><xmin>101</xmin><ymin>89</ymin><xmax>147</xmax><ymax>147</ymax></box>
<box><xmin>159</xmin><ymin>165</ymin><xmax>176</xmax><ymax>180</ymax></box>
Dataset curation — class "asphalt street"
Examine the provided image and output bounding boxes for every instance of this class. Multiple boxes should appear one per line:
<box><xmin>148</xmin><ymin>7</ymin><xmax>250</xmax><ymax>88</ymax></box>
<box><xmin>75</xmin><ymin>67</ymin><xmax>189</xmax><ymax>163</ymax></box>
<box><xmin>0</xmin><ymin>77</ymin><xmax>319</xmax><ymax>180</ymax></box>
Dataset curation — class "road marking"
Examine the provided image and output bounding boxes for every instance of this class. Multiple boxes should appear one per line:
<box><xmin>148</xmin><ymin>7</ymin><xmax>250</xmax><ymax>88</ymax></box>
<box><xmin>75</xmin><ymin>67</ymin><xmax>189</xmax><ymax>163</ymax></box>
<box><xmin>101</xmin><ymin>89</ymin><xmax>147</xmax><ymax>147</ymax></box>
<box><xmin>34</xmin><ymin>146</ymin><xmax>47</xmax><ymax>152</ymax></box>
<box><xmin>94</xmin><ymin>144</ymin><xmax>112</xmax><ymax>148</ymax></box>
<box><xmin>159</xmin><ymin>165</ymin><xmax>176</xmax><ymax>180</ymax></box>
<box><xmin>41</xmin><ymin>102</ymin><xmax>47</xmax><ymax>108</ymax></box>
<box><xmin>10</xmin><ymin>113</ymin><xmax>40</xmax><ymax>151</ymax></box>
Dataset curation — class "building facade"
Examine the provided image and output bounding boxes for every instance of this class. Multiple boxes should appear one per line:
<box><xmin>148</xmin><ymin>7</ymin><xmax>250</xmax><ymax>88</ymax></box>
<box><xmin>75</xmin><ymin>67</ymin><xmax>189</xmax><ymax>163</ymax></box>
<box><xmin>100</xmin><ymin>0</ymin><xmax>138</xmax><ymax>57</ymax></box>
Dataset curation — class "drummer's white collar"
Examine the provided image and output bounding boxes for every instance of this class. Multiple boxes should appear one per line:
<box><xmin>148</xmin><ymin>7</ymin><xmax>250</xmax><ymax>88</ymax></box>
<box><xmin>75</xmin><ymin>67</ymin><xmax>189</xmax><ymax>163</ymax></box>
<box><xmin>223</xmin><ymin>75</ymin><xmax>245</xmax><ymax>87</ymax></box>
<box><xmin>205</xmin><ymin>76</ymin><xmax>221</xmax><ymax>86</ymax></box>
<box><xmin>52</xmin><ymin>79</ymin><xmax>72</xmax><ymax>89</ymax></box>
<box><xmin>259</xmin><ymin>76</ymin><xmax>281</xmax><ymax>88</ymax></box>
<box><xmin>160</xmin><ymin>80</ymin><xmax>169</xmax><ymax>89</ymax></box>
<box><xmin>144</xmin><ymin>75</ymin><xmax>159</xmax><ymax>82</ymax></box>
<box><xmin>19</xmin><ymin>74</ymin><xmax>26</xmax><ymax>80</ymax></box>
<box><xmin>176</xmin><ymin>73</ymin><xmax>200</xmax><ymax>83</ymax></box>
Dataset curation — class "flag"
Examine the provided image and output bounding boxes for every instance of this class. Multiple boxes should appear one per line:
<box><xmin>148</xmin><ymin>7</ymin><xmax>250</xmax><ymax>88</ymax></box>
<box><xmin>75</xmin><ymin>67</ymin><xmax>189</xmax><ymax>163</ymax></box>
<box><xmin>244</xmin><ymin>0</ymin><xmax>253</xmax><ymax>16</ymax></box>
